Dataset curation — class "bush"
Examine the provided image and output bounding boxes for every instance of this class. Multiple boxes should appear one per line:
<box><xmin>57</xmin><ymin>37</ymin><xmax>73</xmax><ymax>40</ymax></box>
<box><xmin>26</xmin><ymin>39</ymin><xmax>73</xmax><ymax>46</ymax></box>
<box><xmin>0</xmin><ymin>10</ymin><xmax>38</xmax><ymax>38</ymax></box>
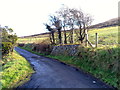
<box><xmin>2</xmin><ymin>42</ymin><xmax>13</xmax><ymax>56</ymax></box>
<box><xmin>32</xmin><ymin>43</ymin><xmax>51</xmax><ymax>54</ymax></box>
<box><xmin>32</xmin><ymin>39</ymin><xmax>52</xmax><ymax>55</ymax></box>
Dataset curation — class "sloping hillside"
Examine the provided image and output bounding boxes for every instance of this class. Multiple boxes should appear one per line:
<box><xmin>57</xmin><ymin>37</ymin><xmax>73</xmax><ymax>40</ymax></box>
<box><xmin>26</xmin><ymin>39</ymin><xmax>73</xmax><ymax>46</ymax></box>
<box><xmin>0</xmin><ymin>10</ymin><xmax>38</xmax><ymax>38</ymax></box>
<box><xmin>90</xmin><ymin>17</ymin><xmax>119</xmax><ymax>28</ymax></box>
<box><xmin>19</xmin><ymin>17</ymin><xmax>119</xmax><ymax>38</ymax></box>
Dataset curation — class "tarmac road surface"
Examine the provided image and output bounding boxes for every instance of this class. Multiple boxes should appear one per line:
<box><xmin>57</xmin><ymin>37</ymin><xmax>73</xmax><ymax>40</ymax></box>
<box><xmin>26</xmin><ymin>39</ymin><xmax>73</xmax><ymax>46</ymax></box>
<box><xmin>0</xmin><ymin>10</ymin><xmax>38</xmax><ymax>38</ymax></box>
<box><xmin>15</xmin><ymin>47</ymin><xmax>114</xmax><ymax>89</ymax></box>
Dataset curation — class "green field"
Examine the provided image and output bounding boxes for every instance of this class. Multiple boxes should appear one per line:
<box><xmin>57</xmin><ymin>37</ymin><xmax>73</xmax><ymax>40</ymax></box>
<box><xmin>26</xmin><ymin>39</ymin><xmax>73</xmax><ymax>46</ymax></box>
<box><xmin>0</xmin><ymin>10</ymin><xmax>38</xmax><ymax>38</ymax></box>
<box><xmin>18</xmin><ymin>26</ymin><xmax>118</xmax><ymax>46</ymax></box>
<box><xmin>88</xmin><ymin>26</ymin><xmax>118</xmax><ymax>45</ymax></box>
<box><xmin>17</xmin><ymin>34</ymin><xmax>49</xmax><ymax>44</ymax></box>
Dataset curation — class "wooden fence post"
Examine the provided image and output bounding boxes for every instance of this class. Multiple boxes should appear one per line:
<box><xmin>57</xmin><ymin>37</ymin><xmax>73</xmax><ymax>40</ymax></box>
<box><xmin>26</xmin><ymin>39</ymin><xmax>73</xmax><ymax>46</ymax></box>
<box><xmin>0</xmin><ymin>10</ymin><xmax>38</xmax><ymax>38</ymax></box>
<box><xmin>73</xmin><ymin>29</ymin><xmax>74</xmax><ymax>44</ymax></box>
<box><xmin>85</xmin><ymin>34</ymin><xmax>88</xmax><ymax>47</ymax></box>
<box><xmin>95</xmin><ymin>33</ymin><xmax>98</xmax><ymax>48</ymax></box>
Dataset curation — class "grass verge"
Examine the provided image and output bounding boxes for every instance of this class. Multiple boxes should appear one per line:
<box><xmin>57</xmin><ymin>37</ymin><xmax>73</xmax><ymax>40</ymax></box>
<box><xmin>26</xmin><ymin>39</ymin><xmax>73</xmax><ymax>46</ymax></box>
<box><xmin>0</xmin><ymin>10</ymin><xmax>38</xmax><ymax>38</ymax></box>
<box><xmin>0</xmin><ymin>50</ymin><xmax>34</xmax><ymax>88</ymax></box>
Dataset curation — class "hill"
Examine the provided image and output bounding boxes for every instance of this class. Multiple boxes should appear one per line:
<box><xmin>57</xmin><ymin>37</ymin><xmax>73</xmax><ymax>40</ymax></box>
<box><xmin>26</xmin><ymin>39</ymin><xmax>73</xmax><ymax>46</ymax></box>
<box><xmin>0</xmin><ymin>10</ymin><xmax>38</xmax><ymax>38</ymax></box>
<box><xmin>89</xmin><ymin>17</ymin><xmax>119</xmax><ymax>28</ymax></box>
<box><xmin>19</xmin><ymin>17</ymin><xmax>119</xmax><ymax>38</ymax></box>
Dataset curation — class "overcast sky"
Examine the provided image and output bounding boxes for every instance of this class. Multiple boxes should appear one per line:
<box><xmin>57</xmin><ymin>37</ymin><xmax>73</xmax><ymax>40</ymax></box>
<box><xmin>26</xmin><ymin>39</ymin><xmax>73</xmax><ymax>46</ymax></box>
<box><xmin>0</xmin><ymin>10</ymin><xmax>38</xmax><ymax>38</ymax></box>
<box><xmin>0</xmin><ymin>0</ymin><xmax>119</xmax><ymax>37</ymax></box>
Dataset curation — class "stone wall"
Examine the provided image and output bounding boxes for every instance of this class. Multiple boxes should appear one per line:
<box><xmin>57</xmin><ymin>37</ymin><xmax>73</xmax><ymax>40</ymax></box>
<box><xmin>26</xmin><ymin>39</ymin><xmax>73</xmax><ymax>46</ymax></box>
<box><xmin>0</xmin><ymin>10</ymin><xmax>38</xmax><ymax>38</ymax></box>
<box><xmin>51</xmin><ymin>45</ymin><xmax>80</xmax><ymax>56</ymax></box>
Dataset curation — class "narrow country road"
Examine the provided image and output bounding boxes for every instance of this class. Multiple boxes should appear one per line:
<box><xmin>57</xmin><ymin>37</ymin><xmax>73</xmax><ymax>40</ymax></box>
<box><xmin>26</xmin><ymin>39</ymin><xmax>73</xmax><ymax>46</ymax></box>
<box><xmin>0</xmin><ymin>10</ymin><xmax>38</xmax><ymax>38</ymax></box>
<box><xmin>15</xmin><ymin>47</ymin><xmax>114</xmax><ymax>89</ymax></box>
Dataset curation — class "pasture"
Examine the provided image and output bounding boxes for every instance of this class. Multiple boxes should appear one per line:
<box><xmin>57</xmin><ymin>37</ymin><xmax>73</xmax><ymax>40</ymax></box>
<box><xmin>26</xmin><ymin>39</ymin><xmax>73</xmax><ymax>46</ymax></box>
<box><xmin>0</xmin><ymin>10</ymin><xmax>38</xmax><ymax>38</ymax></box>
<box><xmin>18</xmin><ymin>26</ymin><xmax>118</xmax><ymax>46</ymax></box>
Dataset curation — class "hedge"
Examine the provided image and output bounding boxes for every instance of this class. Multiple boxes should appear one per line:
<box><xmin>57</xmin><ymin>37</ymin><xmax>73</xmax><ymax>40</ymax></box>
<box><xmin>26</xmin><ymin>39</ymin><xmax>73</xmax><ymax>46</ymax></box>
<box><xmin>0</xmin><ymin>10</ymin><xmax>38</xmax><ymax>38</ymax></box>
<box><xmin>2</xmin><ymin>42</ymin><xmax>13</xmax><ymax>56</ymax></box>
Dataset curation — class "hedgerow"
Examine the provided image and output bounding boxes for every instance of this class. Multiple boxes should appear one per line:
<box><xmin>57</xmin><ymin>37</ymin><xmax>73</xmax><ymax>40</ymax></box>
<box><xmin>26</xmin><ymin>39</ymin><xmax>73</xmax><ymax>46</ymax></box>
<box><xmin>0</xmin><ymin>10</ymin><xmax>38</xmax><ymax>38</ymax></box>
<box><xmin>2</xmin><ymin>42</ymin><xmax>13</xmax><ymax>56</ymax></box>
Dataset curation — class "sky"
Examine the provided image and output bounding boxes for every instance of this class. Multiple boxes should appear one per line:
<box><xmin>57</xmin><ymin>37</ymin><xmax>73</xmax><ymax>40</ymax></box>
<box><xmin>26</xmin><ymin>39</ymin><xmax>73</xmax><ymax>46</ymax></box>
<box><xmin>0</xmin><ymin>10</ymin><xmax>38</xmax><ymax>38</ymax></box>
<box><xmin>0</xmin><ymin>0</ymin><xmax>119</xmax><ymax>37</ymax></box>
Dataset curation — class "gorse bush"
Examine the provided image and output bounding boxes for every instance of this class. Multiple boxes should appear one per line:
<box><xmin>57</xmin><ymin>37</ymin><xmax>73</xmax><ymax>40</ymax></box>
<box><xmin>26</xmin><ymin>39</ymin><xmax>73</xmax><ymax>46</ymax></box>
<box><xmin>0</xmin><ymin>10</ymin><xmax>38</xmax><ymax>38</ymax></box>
<box><xmin>2</xmin><ymin>42</ymin><xmax>13</xmax><ymax>56</ymax></box>
<box><xmin>1</xmin><ymin>26</ymin><xmax>18</xmax><ymax>56</ymax></box>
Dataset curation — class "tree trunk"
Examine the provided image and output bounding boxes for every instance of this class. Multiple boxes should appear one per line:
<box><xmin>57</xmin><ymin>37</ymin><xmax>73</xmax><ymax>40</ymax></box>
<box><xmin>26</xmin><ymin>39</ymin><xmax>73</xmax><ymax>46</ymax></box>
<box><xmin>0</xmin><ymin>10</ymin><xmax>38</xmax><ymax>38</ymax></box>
<box><xmin>79</xmin><ymin>23</ymin><xmax>82</xmax><ymax>43</ymax></box>
<box><xmin>63</xmin><ymin>26</ymin><xmax>67</xmax><ymax>44</ymax></box>
<box><xmin>85</xmin><ymin>34</ymin><xmax>88</xmax><ymax>46</ymax></box>
<box><xmin>49</xmin><ymin>33</ymin><xmax>53</xmax><ymax>44</ymax></box>
<box><xmin>79</xmin><ymin>22</ymin><xmax>86</xmax><ymax>44</ymax></box>
<box><xmin>58</xmin><ymin>29</ymin><xmax>62</xmax><ymax>44</ymax></box>
<box><xmin>95</xmin><ymin>33</ymin><xmax>98</xmax><ymax>48</ymax></box>
<box><xmin>51</xmin><ymin>31</ymin><xmax>55</xmax><ymax>44</ymax></box>
<box><xmin>72</xmin><ymin>29</ymin><xmax>74</xmax><ymax>44</ymax></box>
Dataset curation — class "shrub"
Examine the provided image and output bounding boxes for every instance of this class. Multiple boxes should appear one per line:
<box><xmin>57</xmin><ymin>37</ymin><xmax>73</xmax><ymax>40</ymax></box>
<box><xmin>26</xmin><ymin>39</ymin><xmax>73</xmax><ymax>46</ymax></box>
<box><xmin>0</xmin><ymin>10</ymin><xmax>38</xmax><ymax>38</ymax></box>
<box><xmin>2</xmin><ymin>42</ymin><xmax>13</xmax><ymax>56</ymax></box>
<box><xmin>32</xmin><ymin>43</ymin><xmax>51</xmax><ymax>54</ymax></box>
<box><xmin>32</xmin><ymin>39</ymin><xmax>52</xmax><ymax>54</ymax></box>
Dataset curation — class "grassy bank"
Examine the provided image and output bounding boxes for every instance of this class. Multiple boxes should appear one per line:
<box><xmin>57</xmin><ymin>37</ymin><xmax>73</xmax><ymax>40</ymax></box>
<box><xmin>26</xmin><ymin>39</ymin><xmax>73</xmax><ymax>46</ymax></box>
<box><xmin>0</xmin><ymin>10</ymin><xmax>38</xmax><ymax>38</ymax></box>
<box><xmin>19</xmin><ymin>44</ymin><xmax>119</xmax><ymax>89</ymax></box>
<box><xmin>0</xmin><ymin>50</ymin><xmax>34</xmax><ymax>88</ymax></box>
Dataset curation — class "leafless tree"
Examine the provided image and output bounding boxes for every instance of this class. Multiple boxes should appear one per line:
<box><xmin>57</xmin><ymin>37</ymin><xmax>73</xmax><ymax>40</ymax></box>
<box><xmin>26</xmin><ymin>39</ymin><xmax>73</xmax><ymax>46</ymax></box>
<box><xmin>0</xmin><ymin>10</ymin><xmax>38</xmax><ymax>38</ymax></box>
<box><xmin>69</xmin><ymin>8</ymin><xmax>93</xmax><ymax>43</ymax></box>
<box><xmin>56</xmin><ymin>6</ymin><xmax>70</xmax><ymax>44</ymax></box>
<box><xmin>46</xmin><ymin>6</ymin><xmax>93</xmax><ymax>45</ymax></box>
<box><xmin>49</xmin><ymin>15</ymin><xmax>62</xmax><ymax>44</ymax></box>
<box><xmin>45</xmin><ymin>24</ymin><xmax>55</xmax><ymax>44</ymax></box>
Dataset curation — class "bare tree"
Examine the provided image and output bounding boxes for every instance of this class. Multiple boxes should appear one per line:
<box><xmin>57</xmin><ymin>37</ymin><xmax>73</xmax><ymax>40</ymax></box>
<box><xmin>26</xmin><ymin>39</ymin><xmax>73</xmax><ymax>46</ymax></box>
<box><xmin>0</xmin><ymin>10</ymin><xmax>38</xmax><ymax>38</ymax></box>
<box><xmin>46</xmin><ymin>6</ymin><xmax>93</xmax><ymax>45</ymax></box>
<box><xmin>56</xmin><ymin>6</ymin><xmax>70</xmax><ymax>44</ymax></box>
<box><xmin>57</xmin><ymin>7</ymin><xmax>77</xmax><ymax>44</ymax></box>
<box><xmin>45</xmin><ymin>24</ymin><xmax>55</xmax><ymax>44</ymax></box>
<box><xmin>69</xmin><ymin>8</ymin><xmax>93</xmax><ymax>44</ymax></box>
<box><xmin>67</xmin><ymin>8</ymin><xmax>77</xmax><ymax>43</ymax></box>
<box><xmin>49</xmin><ymin>15</ymin><xmax>62</xmax><ymax>44</ymax></box>
<box><xmin>57</xmin><ymin>7</ymin><xmax>93</xmax><ymax>44</ymax></box>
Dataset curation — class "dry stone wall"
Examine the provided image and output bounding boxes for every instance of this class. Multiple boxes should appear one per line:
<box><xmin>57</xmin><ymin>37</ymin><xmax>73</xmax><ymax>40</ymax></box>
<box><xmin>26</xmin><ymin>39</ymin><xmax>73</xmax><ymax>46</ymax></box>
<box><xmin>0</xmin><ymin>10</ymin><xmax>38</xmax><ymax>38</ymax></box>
<box><xmin>51</xmin><ymin>45</ymin><xmax>80</xmax><ymax>56</ymax></box>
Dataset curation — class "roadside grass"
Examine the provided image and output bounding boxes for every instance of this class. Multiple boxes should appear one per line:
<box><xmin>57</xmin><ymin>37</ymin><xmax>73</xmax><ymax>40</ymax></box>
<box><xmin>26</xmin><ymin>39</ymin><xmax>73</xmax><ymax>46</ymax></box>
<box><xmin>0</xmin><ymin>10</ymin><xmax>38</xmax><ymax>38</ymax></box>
<box><xmin>0</xmin><ymin>50</ymin><xmax>34</xmax><ymax>88</ymax></box>
<box><xmin>18</xmin><ymin>44</ymin><xmax>119</xmax><ymax>89</ymax></box>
